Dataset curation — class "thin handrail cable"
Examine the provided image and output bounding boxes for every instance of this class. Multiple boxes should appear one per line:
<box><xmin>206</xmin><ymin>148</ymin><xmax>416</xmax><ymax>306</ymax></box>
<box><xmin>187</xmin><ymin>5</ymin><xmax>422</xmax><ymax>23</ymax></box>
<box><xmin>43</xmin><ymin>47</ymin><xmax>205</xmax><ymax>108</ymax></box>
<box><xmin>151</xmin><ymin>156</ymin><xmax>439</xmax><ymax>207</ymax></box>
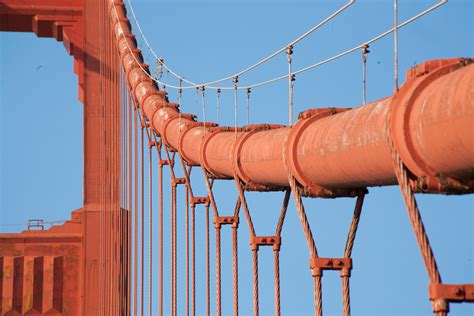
<box><xmin>126</xmin><ymin>0</ymin><xmax>354</xmax><ymax>89</ymax></box>
<box><xmin>112</xmin><ymin>1</ymin><xmax>446</xmax><ymax>92</ymax></box>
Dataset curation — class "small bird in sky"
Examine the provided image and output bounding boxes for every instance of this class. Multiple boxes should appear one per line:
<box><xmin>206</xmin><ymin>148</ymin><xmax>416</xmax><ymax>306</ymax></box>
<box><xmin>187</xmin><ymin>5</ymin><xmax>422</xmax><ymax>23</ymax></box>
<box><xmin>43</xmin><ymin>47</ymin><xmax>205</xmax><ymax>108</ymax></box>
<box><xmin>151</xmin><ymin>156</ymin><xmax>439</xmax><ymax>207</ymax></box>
<box><xmin>36</xmin><ymin>65</ymin><xmax>43</xmax><ymax>70</ymax></box>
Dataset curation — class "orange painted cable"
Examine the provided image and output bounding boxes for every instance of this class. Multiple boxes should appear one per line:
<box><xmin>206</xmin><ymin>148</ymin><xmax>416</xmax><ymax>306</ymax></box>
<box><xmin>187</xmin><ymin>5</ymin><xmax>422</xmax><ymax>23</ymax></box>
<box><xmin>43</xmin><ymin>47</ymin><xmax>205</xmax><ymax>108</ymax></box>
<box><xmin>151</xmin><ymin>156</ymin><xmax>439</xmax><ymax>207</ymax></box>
<box><xmin>141</xmin><ymin>123</ymin><xmax>145</xmax><ymax>316</ymax></box>
<box><xmin>215</xmin><ymin>226</ymin><xmax>222</xmax><ymax>316</ymax></box>
<box><xmin>186</xmin><ymin>185</ymin><xmax>190</xmax><ymax>316</ymax></box>
<box><xmin>341</xmin><ymin>193</ymin><xmax>365</xmax><ymax>316</ymax></box>
<box><xmin>232</xmin><ymin>224</ymin><xmax>239</xmax><ymax>316</ymax></box>
<box><xmin>274</xmin><ymin>190</ymin><xmax>291</xmax><ymax>316</ymax></box>
<box><xmin>158</xmin><ymin>157</ymin><xmax>164</xmax><ymax>316</ymax></box>
<box><xmin>172</xmin><ymin>182</ymin><xmax>177</xmax><ymax>316</ymax></box>
<box><xmin>386</xmin><ymin>100</ymin><xmax>445</xmax><ymax>314</ymax></box>
<box><xmin>206</xmin><ymin>204</ymin><xmax>210</xmax><ymax>316</ymax></box>
<box><xmin>128</xmin><ymin>93</ymin><xmax>133</xmax><ymax>316</ymax></box>
<box><xmin>134</xmin><ymin>108</ymin><xmax>139</xmax><ymax>316</ymax></box>
<box><xmin>149</xmin><ymin>144</ymin><xmax>153</xmax><ymax>316</ymax></box>
<box><xmin>191</xmin><ymin>204</ymin><xmax>196</xmax><ymax>316</ymax></box>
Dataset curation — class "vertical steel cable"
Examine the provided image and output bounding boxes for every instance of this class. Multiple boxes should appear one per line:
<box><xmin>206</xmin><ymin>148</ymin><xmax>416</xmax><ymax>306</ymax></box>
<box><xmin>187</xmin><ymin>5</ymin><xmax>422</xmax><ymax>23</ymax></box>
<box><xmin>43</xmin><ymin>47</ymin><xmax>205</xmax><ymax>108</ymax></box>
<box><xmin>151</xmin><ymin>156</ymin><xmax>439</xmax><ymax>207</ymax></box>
<box><xmin>287</xmin><ymin>45</ymin><xmax>294</xmax><ymax>127</ymax></box>
<box><xmin>287</xmin><ymin>174</ymin><xmax>321</xmax><ymax>316</ymax></box>
<box><xmin>385</xmin><ymin>78</ymin><xmax>446</xmax><ymax>315</ymax></box>
<box><xmin>313</xmin><ymin>276</ymin><xmax>323</xmax><ymax>316</ymax></box>
<box><xmin>191</xmin><ymin>204</ymin><xmax>196</xmax><ymax>316</ymax></box>
<box><xmin>158</xmin><ymin>160</ymin><xmax>164</xmax><ymax>316</ymax></box>
<box><xmin>149</xmin><ymin>144</ymin><xmax>153</xmax><ymax>316</ymax></box>
<box><xmin>171</xmin><ymin>182</ymin><xmax>177</xmax><ymax>316</ymax></box>
<box><xmin>134</xmin><ymin>109</ymin><xmax>139</xmax><ymax>316</ymax></box>
<box><xmin>216</xmin><ymin>89</ymin><xmax>221</xmax><ymax>125</ymax></box>
<box><xmin>342</xmin><ymin>193</ymin><xmax>365</xmax><ymax>316</ymax></box>
<box><xmin>186</xmin><ymin>185</ymin><xmax>190</xmax><ymax>316</ymax></box>
<box><xmin>394</xmin><ymin>0</ymin><xmax>399</xmax><ymax>92</ymax></box>
<box><xmin>128</xmin><ymin>93</ymin><xmax>133</xmax><ymax>316</ymax></box>
<box><xmin>362</xmin><ymin>45</ymin><xmax>369</xmax><ymax>105</ymax></box>
<box><xmin>215</xmin><ymin>226</ymin><xmax>222</xmax><ymax>316</ymax></box>
<box><xmin>232</xmin><ymin>224</ymin><xmax>239</xmax><ymax>316</ymax></box>
<box><xmin>252</xmin><ymin>250</ymin><xmax>260</xmax><ymax>316</ymax></box>
<box><xmin>206</xmin><ymin>204</ymin><xmax>211</xmax><ymax>316</ymax></box>
<box><xmin>234</xmin><ymin>179</ymin><xmax>259</xmax><ymax>315</ymax></box>
<box><xmin>273</xmin><ymin>252</ymin><xmax>281</xmax><ymax>316</ymax></box>
<box><xmin>178</xmin><ymin>79</ymin><xmax>183</xmax><ymax>128</ymax></box>
<box><xmin>274</xmin><ymin>190</ymin><xmax>290</xmax><ymax>316</ymax></box>
<box><xmin>195</xmin><ymin>87</ymin><xmax>199</xmax><ymax>119</ymax></box>
<box><xmin>246</xmin><ymin>88</ymin><xmax>251</xmax><ymax>125</ymax></box>
<box><xmin>141</xmin><ymin>125</ymin><xmax>145</xmax><ymax>316</ymax></box>
<box><xmin>202</xmin><ymin>86</ymin><xmax>206</xmax><ymax>130</ymax></box>
<box><xmin>233</xmin><ymin>76</ymin><xmax>239</xmax><ymax>138</ymax></box>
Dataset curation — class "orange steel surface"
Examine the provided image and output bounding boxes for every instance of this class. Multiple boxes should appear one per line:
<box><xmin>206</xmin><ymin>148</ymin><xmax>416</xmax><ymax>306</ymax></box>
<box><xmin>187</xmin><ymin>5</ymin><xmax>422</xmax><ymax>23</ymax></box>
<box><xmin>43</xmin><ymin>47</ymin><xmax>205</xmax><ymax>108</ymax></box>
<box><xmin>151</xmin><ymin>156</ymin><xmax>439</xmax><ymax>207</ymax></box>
<box><xmin>0</xmin><ymin>210</ymin><xmax>83</xmax><ymax>315</ymax></box>
<box><xmin>0</xmin><ymin>0</ymin><xmax>473</xmax><ymax>314</ymax></box>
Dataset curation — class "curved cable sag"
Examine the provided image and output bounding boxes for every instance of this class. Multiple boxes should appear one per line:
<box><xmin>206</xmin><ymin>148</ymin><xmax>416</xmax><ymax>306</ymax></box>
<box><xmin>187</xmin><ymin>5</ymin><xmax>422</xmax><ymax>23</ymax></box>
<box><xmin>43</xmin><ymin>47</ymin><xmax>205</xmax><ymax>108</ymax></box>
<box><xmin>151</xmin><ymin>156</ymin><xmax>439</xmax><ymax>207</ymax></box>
<box><xmin>113</xmin><ymin>1</ymin><xmax>446</xmax><ymax>92</ymax></box>
<box><xmin>241</xmin><ymin>0</ymin><xmax>448</xmax><ymax>90</ymax></box>
<box><xmin>126</xmin><ymin>0</ymin><xmax>355</xmax><ymax>89</ymax></box>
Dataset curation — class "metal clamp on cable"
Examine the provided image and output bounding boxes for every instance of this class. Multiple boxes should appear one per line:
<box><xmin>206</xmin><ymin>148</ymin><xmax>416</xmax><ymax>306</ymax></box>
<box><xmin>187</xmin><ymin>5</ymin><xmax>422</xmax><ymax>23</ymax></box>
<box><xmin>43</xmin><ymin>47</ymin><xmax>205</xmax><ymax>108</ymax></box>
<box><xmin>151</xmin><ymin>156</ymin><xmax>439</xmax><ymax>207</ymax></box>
<box><xmin>309</xmin><ymin>257</ymin><xmax>352</xmax><ymax>277</ymax></box>
<box><xmin>250</xmin><ymin>235</ymin><xmax>281</xmax><ymax>251</ymax></box>
<box><xmin>171</xmin><ymin>177</ymin><xmax>186</xmax><ymax>186</ymax></box>
<box><xmin>213</xmin><ymin>216</ymin><xmax>239</xmax><ymax>229</ymax></box>
<box><xmin>191</xmin><ymin>196</ymin><xmax>210</xmax><ymax>207</ymax></box>
<box><xmin>429</xmin><ymin>284</ymin><xmax>474</xmax><ymax>302</ymax></box>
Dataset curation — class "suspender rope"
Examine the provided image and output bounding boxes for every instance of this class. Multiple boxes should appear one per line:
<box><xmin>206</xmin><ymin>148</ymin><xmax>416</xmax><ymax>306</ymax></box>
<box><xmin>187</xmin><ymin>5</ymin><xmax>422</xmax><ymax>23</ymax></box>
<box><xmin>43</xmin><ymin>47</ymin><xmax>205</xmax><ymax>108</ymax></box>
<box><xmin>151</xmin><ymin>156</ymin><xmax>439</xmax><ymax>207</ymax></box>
<box><xmin>191</xmin><ymin>201</ymin><xmax>196</xmax><ymax>316</ymax></box>
<box><xmin>233</xmin><ymin>174</ymin><xmax>290</xmax><ymax>316</ymax></box>
<box><xmin>141</xmin><ymin>122</ymin><xmax>145</xmax><ymax>316</ymax></box>
<box><xmin>288</xmin><ymin>172</ymin><xmax>366</xmax><ymax>316</ymax></box>
<box><xmin>134</xmin><ymin>107</ymin><xmax>139</xmax><ymax>316</ymax></box>
<box><xmin>341</xmin><ymin>193</ymin><xmax>365</xmax><ymax>316</ymax></box>
<box><xmin>246</xmin><ymin>88</ymin><xmax>251</xmax><ymax>125</ymax></box>
<box><xmin>157</xmin><ymin>140</ymin><xmax>164</xmax><ymax>316</ymax></box>
<box><xmin>386</xmin><ymin>89</ymin><xmax>447</xmax><ymax>315</ymax></box>
<box><xmin>286</xmin><ymin>45</ymin><xmax>294</xmax><ymax>127</ymax></box>
<box><xmin>128</xmin><ymin>94</ymin><xmax>133</xmax><ymax>316</ymax></box>
<box><xmin>178</xmin><ymin>79</ymin><xmax>183</xmax><ymax>128</ymax></box>
<box><xmin>233</xmin><ymin>76</ymin><xmax>239</xmax><ymax>138</ymax></box>
<box><xmin>201</xmin><ymin>168</ymin><xmax>241</xmax><ymax>316</ymax></box>
<box><xmin>206</xmin><ymin>201</ymin><xmax>211</xmax><ymax>316</ymax></box>
<box><xmin>287</xmin><ymin>175</ymin><xmax>321</xmax><ymax>316</ymax></box>
<box><xmin>216</xmin><ymin>88</ymin><xmax>221</xmax><ymax>125</ymax></box>
<box><xmin>274</xmin><ymin>190</ymin><xmax>291</xmax><ymax>316</ymax></box>
<box><xmin>186</xmin><ymin>176</ymin><xmax>190</xmax><ymax>316</ymax></box>
<box><xmin>148</xmin><ymin>141</ymin><xmax>154</xmax><ymax>316</ymax></box>
<box><xmin>362</xmin><ymin>44</ymin><xmax>370</xmax><ymax>105</ymax></box>
<box><xmin>201</xmin><ymin>86</ymin><xmax>206</xmax><ymax>130</ymax></box>
<box><xmin>196</xmin><ymin>87</ymin><xmax>200</xmax><ymax>119</ymax></box>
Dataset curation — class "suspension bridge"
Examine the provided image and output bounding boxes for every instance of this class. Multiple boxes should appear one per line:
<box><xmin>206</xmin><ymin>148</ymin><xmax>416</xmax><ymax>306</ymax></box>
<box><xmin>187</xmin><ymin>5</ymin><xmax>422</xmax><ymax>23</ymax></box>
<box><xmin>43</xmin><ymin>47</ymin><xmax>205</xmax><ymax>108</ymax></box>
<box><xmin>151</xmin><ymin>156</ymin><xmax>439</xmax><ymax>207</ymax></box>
<box><xmin>0</xmin><ymin>0</ymin><xmax>473</xmax><ymax>315</ymax></box>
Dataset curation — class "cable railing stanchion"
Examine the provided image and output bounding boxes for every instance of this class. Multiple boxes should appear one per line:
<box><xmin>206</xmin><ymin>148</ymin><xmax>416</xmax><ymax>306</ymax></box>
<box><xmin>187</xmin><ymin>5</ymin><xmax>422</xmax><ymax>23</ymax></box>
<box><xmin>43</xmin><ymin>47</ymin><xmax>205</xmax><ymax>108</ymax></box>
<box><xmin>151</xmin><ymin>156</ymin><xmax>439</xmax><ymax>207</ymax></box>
<box><xmin>246</xmin><ymin>87</ymin><xmax>251</xmax><ymax>125</ymax></box>
<box><xmin>286</xmin><ymin>45</ymin><xmax>294</xmax><ymax>127</ymax></box>
<box><xmin>362</xmin><ymin>44</ymin><xmax>370</xmax><ymax>105</ymax></box>
<box><xmin>233</xmin><ymin>76</ymin><xmax>239</xmax><ymax>137</ymax></box>
<box><xmin>216</xmin><ymin>88</ymin><xmax>221</xmax><ymax>125</ymax></box>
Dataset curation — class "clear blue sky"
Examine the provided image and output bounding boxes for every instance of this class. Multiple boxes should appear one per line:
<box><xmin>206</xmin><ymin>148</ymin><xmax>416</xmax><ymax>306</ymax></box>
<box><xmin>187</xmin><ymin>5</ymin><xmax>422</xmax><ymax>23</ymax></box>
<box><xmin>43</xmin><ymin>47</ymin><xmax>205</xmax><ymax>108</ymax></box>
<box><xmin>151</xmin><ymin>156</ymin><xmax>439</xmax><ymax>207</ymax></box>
<box><xmin>0</xmin><ymin>0</ymin><xmax>473</xmax><ymax>315</ymax></box>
